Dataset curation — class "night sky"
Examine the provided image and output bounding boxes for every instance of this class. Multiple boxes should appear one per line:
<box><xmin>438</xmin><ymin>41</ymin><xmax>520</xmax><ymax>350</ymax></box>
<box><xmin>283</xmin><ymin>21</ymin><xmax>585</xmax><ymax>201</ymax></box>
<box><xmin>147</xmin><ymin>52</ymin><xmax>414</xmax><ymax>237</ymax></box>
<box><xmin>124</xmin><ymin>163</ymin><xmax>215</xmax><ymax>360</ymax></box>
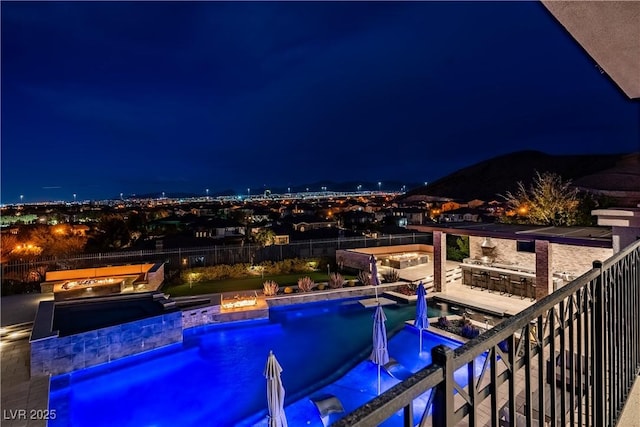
<box><xmin>2</xmin><ymin>2</ymin><xmax>638</xmax><ymax>203</ymax></box>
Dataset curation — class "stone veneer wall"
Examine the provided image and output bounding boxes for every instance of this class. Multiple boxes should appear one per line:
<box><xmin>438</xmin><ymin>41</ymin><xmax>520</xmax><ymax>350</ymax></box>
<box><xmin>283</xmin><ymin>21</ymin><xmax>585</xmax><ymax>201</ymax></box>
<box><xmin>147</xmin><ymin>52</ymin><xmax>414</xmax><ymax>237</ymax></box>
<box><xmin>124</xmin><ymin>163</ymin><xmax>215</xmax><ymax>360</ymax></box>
<box><xmin>181</xmin><ymin>305</ymin><xmax>222</xmax><ymax>329</ymax></box>
<box><xmin>30</xmin><ymin>311</ymin><xmax>182</xmax><ymax>377</ymax></box>
<box><xmin>469</xmin><ymin>236</ymin><xmax>613</xmax><ymax>276</ymax></box>
<box><xmin>548</xmin><ymin>244</ymin><xmax>612</xmax><ymax>276</ymax></box>
<box><xmin>469</xmin><ymin>237</ymin><xmax>536</xmax><ymax>269</ymax></box>
<box><xmin>266</xmin><ymin>283</ymin><xmax>399</xmax><ymax>307</ymax></box>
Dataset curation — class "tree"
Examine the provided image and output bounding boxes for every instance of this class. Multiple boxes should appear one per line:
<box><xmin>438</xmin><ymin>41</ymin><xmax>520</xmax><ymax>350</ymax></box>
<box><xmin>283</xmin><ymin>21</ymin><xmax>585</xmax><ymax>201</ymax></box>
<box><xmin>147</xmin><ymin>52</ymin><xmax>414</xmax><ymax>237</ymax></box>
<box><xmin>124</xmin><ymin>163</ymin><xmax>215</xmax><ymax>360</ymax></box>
<box><xmin>501</xmin><ymin>171</ymin><xmax>579</xmax><ymax>226</ymax></box>
<box><xmin>253</xmin><ymin>228</ymin><xmax>276</xmax><ymax>247</ymax></box>
<box><xmin>1</xmin><ymin>233</ymin><xmax>19</xmax><ymax>262</ymax></box>
<box><xmin>85</xmin><ymin>215</ymin><xmax>131</xmax><ymax>251</ymax></box>
<box><xmin>30</xmin><ymin>225</ymin><xmax>86</xmax><ymax>257</ymax></box>
<box><xmin>446</xmin><ymin>235</ymin><xmax>469</xmax><ymax>261</ymax></box>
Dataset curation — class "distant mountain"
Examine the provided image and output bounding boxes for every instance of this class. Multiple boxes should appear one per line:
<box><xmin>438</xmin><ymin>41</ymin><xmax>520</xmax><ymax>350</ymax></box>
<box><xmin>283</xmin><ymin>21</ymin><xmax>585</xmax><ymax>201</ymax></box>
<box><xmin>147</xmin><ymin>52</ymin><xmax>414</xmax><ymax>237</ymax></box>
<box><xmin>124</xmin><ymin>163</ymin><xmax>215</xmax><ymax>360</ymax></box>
<box><xmin>400</xmin><ymin>151</ymin><xmax>627</xmax><ymax>202</ymax></box>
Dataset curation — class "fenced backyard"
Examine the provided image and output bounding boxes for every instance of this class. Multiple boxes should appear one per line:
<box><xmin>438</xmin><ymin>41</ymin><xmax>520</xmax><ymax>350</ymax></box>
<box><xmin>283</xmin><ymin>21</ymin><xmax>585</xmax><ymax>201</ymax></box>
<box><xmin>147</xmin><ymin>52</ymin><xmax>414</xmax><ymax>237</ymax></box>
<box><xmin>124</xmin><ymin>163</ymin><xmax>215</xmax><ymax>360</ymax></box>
<box><xmin>1</xmin><ymin>233</ymin><xmax>432</xmax><ymax>291</ymax></box>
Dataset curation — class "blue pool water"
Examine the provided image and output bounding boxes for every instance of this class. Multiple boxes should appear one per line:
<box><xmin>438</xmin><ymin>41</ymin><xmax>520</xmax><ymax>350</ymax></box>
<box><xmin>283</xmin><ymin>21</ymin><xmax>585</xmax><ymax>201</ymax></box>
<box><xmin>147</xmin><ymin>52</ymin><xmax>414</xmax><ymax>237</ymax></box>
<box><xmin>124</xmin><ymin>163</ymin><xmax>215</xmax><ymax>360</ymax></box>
<box><xmin>49</xmin><ymin>298</ymin><xmax>468</xmax><ymax>427</ymax></box>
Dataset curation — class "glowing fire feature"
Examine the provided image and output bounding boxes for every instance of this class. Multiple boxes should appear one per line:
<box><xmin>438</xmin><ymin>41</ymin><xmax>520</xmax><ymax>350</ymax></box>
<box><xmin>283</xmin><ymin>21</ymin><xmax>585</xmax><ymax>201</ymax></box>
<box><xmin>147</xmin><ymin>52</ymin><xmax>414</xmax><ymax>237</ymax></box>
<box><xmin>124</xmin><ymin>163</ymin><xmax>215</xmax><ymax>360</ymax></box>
<box><xmin>222</xmin><ymin>292</ymin><xmax>258</xmax><ymax>309</ymax></box>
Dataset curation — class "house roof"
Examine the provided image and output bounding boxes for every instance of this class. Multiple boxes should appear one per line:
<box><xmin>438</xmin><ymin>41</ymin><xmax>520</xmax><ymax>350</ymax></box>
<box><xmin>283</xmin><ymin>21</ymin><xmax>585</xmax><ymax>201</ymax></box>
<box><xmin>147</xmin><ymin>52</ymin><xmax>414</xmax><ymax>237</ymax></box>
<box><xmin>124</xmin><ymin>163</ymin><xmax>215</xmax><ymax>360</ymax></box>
<box><xmin>408</xmin><ymin>222</ymin><xmax>612</xmax><ymax>248</ymax></box>
<box><xmin>542</xmin><ymin>1</ymin><xmax>640</xmax><ymax>99</ymax></box>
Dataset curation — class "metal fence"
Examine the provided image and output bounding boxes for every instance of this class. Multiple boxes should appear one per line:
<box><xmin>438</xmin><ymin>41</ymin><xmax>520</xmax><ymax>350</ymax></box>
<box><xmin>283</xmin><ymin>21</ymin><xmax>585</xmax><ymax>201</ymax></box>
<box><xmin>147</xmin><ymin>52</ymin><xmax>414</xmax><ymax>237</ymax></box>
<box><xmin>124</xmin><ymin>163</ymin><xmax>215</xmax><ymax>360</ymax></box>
<box><xmin>334</xmin><ymin>239</ymin><xmax>640</xmax><ymax>427</ymax></box>
<box><xmin>1</xmin><ymin>233</ymin><xmax>432</xmax><ymax>283</ymax></box>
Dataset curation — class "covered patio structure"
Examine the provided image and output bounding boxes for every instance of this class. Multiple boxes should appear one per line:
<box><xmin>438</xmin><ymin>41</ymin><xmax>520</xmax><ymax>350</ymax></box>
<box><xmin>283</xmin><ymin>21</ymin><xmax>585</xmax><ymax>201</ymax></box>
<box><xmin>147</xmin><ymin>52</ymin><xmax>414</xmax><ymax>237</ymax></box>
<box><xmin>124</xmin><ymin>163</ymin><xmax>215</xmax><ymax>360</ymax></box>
<box><xmin>407</xmin><ymin>223</ymin><xmax>613</xmax><ymax>301</ymax></box>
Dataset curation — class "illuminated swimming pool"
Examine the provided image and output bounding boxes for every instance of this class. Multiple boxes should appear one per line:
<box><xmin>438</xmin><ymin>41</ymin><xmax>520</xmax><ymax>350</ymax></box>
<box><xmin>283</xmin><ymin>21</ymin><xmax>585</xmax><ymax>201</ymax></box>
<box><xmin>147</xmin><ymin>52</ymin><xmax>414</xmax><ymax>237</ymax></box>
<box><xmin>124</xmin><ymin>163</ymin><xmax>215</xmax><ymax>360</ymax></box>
<box><xmin>49</xmin><ymin>298</ymin><xmax>464</xmax><ymax>427</ymax></box>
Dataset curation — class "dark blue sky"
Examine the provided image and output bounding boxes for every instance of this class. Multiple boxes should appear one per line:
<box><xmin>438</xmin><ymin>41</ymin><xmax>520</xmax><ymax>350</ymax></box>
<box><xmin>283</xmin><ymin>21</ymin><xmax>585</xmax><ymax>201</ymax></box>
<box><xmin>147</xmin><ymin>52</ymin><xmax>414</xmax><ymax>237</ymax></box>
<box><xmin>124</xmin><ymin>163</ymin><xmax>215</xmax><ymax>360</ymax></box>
<box><xmin>2</xmin><ymin>2</ymin><xmax>638</xmax><ymax>203</ymax></box>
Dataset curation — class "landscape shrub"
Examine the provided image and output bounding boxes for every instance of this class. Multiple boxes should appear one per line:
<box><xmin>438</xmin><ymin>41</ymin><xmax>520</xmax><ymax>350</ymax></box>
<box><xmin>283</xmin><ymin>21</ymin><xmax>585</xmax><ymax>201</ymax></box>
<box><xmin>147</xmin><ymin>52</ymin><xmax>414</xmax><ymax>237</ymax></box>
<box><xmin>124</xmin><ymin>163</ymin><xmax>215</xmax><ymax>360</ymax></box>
<box><xmin>297</xmin><ymin>276</ymin><xmax>314</xmax><ymax>292</ymax></box>
<box><xmin>437</xmin><ymin>316</ymin><xmax>451</xmax><ymax>328</ymax></box>
<box><xmin>461</xmin><ymin>323</ymin><xmax>480</xmax><ymax>339</ymax></box>
<box><xmin>357</xmin><ymin>270</ymin><xmax>371</xmax><ymax>286</ymax></box>
<box><xmin>328</xmin><ymin>272</ymin><xmax>345</xmax><ymax>289</ymax></box>
<box><xmin>182</xmin><ymin>258</ymin><xmax>321</xmax><ymax>282</ymax></box>
<box><xmin>382</xmin><ymin>268</ymin><xmax>399</xmax><ymax>282</ymax></box>
<box><xmin>263</xmin><ymin>280</ymin><xmax>279</xmax><ymax>296</ymax></box>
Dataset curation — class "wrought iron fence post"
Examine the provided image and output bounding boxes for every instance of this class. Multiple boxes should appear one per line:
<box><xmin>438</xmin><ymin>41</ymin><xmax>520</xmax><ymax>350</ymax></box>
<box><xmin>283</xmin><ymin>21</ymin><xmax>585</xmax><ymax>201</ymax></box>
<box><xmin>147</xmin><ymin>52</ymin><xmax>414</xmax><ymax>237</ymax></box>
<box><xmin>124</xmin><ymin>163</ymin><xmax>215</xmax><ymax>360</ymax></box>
<box><xmin>432</xmin><ymin>344</ymin><xmax>455</xmax><ymax>427</ymax></box>
<box><xmin>593</xmin><ymin>260</ymin><xmax>606</xmax><ymax>427</ymax></box>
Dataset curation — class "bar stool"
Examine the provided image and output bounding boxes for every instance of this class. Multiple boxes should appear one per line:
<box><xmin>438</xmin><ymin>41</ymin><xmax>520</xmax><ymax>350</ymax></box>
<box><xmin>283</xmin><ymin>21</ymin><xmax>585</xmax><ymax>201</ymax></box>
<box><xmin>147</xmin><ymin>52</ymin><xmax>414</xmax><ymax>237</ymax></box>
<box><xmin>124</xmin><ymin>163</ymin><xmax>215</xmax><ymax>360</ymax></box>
<box><xmin>463</xmin><ymin>269</ymin><xmax>473</xmax><ymax>288</ymax></box>
<box><xmin>472</xmin><ymin>270</ymin><xmax>488</xmax><ymax>290</ymax></box>
<box><xmin>498</xmin><ymin>273</ymin><xmax>509</xmax><ymax>295</ymax></box>
<box><xmin>513</xmin><ymin>277</ymin><xmax>527</xmax><ymax>300</ymax></box>
<box><xmin>528</xmin><ymin>279</ymin><xmax>537</xmax><ymax>301</ymax></box>
<box><xmin>509</xmin><ymin>276</ymin><xmax>524</xmax><ymax>298</ymax></box>
<box><xmin>479</xmin><ymin>271</ymin><xmax>489</xmax><ymax>291</ymax></box>
<box><xmin>489</xmin><ymin>273</ymin><xmax>500</xmax><ymax>293</ymax></box>
<box><xmin>470</xmin><ymin>270</ymin><xmax>481</xmax><ymax>289</ymax></box>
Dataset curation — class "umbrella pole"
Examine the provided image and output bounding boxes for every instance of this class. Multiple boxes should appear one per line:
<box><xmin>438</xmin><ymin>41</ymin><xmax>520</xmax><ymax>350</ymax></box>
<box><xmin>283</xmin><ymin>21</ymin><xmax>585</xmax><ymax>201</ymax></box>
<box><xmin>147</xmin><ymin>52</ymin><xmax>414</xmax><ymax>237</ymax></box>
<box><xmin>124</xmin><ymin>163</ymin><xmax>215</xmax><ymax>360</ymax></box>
<box><xmin>419</xmin><ymin>328</ymin><xmax>423</xmax><ymax>353</ymax></box>
<box><xmin>375</xmin><ymin>285</ymin><xmax>378</xmax><ymax>301</ymax></box>
<box><xmin>377</xmin><ymin>363</ymin><xmax>381</xmax><ymax>395</ymax></box>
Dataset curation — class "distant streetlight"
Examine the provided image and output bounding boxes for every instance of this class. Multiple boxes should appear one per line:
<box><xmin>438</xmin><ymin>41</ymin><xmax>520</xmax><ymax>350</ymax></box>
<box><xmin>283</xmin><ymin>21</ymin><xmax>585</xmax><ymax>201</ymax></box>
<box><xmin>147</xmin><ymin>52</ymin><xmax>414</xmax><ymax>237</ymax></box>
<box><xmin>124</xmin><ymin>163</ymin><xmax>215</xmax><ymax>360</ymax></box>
<box><xmin>357</xmin><ymin>185</ymin><xmax>361</xmax><ymax>192</ymax></box>
<box><xmin>162</xmin><ymin>191</ymin><xmax>165</xmax><ymax>199</ymax></box>
<box><xmin>287</xmin><ymin>187</ymin><xmax>291</xmax><ymax>193</ymax></box>
<box><xmin>20</xmin><ymin>194</ymin><xmax>23</xmax><ymax>204</ymax></box>
<box><xmin>120</xmin><ymin>192</ymin><xmax>123</xmax><ymax>200</ymax></box>
<box><xmin>378</xmin><ymin>182</ymin><xmax>382</xmax><ymax>192</ymax></box>
<box><xmin>206</xmin><ymin>188</ymin><xmax>209</xmax><ymax>198</ymax></box>
<box><xmin>73</xmin><ymin>193</ymin><xmax>77</xmax><ymax>203</ymax></box>
<box><xmin>424</xmin><ymin>181</ymin><xmax>428</xmax><ymax>186</ymax></box>
<box><xmin>247</xmin><ymin>188</ymin><xmax>251</xmax><ymax>198</ymax></box>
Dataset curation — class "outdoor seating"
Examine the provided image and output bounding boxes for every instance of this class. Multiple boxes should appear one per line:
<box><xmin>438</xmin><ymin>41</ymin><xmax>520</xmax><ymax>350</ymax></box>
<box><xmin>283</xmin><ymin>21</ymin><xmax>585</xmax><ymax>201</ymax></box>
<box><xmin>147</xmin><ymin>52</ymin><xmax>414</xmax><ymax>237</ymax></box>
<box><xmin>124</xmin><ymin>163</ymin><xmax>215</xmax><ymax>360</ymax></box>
<box><xmin>498</xmin><ymin>274</ymin><xmax>509</xmax><ymax>295</ymax></box>
<box><xmin>471</xmin><ymin>270</ymin><xmax>489</xmax><ymax>290</ymax></box>
<box><xmin>470</xmin><ymin>269</ymin><xmax>480</xmax><ymax>289</ymax></box>
<box><xmin>490</xmin><ymin>273</ymin><xmax>509</xmax><ymax>294</ymax></box>
<box><xmin>510</xmin><ymin>276</ymin><xmax>527</xmax><ymax>299</ymax></box>
<box><xmin>463</xmin><ymin>269</ymin><xmax>473</xmax><ymax>288</ymax></box>
<box><xmin>528</xmin><ymin>279</ymin><xmax>537</xmax><ymax>301</ymax></box>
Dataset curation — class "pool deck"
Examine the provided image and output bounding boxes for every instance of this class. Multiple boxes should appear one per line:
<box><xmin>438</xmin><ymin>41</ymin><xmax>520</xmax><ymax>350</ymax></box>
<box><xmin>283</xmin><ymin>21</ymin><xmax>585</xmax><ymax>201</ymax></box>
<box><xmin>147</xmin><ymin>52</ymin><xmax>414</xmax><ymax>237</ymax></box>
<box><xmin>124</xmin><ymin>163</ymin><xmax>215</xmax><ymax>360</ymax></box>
<box><xmin>2</xmin><ymin>275</ymin><xmax>639</xmax><ymax>427</ymax></box>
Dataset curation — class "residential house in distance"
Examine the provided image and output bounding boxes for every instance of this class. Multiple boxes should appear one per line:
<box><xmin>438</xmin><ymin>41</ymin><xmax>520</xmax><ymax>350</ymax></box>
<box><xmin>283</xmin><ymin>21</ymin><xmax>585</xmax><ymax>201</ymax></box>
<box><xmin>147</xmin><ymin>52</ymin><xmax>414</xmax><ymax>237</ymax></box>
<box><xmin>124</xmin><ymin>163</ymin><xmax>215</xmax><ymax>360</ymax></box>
<box><xmin>439</xmin><ymin>207</ymin><xmax>483</xmax><ymax>223</ymax></box>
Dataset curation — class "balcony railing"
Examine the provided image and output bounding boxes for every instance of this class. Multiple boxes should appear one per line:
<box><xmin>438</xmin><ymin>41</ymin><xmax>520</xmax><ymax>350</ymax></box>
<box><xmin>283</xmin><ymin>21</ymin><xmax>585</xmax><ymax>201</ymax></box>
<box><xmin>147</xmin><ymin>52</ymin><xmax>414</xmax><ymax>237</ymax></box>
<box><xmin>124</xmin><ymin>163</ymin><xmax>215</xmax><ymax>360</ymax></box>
<box><xmin>334</xmin><ymin>239</ymin><xmax>640</xmax><ymax>427</ymax></box>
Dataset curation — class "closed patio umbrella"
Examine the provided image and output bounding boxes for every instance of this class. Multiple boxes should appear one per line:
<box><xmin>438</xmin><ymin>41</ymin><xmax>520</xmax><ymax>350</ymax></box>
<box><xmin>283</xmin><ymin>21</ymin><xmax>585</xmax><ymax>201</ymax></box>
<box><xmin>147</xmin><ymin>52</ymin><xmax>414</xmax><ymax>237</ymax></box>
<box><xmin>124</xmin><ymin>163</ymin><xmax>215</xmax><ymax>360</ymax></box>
<box><xmin>413</xmin><ymin>281</ymin><xmax>429</xmax><ymax>353</ymax></box>
<box><xmin>370</xmin><ymin>255</ymin><xmax>381</xmax><ymax>300</ymax></box>
<box><xmin>264</xmin><ymin>351</ymin><xmax>287</xmax><ymax>427</ymax></box>
<box><xmin>370</xmin><ymin>303</ymin><xmax>389</xmax><ymax>395</ymax></box>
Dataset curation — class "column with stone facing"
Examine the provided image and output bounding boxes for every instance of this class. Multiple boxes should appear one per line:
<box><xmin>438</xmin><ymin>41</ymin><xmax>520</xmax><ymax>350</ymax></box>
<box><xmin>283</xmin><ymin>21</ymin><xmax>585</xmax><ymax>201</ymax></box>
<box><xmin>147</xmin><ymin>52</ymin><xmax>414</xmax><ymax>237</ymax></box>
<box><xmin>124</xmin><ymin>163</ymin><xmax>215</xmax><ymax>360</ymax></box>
<box><xmin>434</xmin><ymin>231</ymin><xmax>447</xmax><ymax>292</ymax></box>
<box><xmin>535</xmin><ymin>239</ymin><xmax>552</xmax><ymax>300</ymax></box>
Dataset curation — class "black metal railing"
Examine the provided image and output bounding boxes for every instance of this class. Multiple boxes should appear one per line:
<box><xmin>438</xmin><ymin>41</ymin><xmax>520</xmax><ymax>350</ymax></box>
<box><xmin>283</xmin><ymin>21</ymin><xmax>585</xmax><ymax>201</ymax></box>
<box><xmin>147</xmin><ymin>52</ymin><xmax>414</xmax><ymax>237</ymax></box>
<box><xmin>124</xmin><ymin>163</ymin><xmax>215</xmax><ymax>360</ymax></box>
<box><xmin>334</xmin><ymin>239</ymin><xmax>640</xmax><ymax>427</ymax></box>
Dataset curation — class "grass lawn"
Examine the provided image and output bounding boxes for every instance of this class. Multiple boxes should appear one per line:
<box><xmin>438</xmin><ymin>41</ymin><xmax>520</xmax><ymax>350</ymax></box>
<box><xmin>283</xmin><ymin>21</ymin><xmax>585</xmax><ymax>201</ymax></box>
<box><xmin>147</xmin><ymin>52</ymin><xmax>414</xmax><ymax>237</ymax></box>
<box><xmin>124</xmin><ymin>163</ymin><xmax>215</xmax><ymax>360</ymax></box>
<box><xmin>163</xmin><ymin>271</ymin><xmax>358</xmax><ymax>297</ymax></box>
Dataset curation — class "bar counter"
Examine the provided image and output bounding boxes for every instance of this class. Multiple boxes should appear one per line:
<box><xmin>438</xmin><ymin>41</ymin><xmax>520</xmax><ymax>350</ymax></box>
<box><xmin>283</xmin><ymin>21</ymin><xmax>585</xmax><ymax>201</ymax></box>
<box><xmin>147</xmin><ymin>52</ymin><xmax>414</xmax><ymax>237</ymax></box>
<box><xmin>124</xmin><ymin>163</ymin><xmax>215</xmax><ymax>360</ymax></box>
<box><xmin>461</xmin><ymin>264</ymin><xmax>535</xmax><ymax>299</ymax></box>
